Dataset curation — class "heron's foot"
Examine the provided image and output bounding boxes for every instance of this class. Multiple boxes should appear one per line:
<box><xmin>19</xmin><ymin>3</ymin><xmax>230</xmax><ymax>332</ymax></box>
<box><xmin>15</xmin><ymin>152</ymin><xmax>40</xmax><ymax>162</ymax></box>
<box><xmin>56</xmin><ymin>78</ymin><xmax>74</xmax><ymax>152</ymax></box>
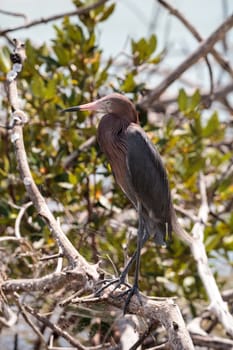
<box><xmin>95</xmin><ymin>276</ymin><xmax>130</xmax><ymax>297</ymax></box>
<box><xmin>119</xmin><ymin>283</ymin><xmax>143</xmax><ymax>314</ymax></box>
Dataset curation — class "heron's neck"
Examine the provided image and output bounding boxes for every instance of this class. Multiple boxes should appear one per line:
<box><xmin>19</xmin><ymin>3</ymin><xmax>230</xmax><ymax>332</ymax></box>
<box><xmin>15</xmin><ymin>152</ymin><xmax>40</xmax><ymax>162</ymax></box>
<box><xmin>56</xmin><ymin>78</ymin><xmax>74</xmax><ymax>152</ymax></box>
<box><xmin>97</xmin><ymin>114</ymin><xmax>138</xmax><ymax>205</ymax></box>
<box><xmin>97</xmin><ymin>114</ymin><xmax>128</xmax><ymax>154</ymax></box>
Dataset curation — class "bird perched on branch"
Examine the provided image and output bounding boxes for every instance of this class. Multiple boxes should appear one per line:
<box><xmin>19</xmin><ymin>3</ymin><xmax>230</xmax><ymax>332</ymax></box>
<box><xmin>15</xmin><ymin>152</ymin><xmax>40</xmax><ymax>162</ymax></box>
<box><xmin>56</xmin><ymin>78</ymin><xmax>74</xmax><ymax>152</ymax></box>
<box><xmin>63</xmin><ymin>93</ymin><xmax>173</xmax><ymax>312</ymax></box>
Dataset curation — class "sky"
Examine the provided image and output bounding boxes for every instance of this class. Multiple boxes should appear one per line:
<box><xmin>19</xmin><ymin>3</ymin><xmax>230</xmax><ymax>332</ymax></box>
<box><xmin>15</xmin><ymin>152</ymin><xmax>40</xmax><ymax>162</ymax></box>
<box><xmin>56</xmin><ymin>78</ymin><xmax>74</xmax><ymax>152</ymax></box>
<box><xmin>1</xmin><ymin>1</ymin><xmax>233</xmax><ymax>107</ymax></box>
<box><xmin>1</xmin><ymin>0</ymin><xmax>233</xmax><ymax>56</ymax></box>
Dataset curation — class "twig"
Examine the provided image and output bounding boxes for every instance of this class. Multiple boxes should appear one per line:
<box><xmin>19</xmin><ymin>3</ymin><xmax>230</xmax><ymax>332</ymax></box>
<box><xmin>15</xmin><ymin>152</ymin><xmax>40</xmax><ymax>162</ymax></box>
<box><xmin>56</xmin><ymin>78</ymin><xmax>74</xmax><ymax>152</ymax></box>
<box><xmin>146</xmin><ymin>343</ymin><xmax>170</xmax><ymax>350</ymax></box>
<box><xmin>48</xmin><ymin>334</ymin><xmax>77</xmax><ymax>349</ymax></box>
<box><xmin>63</xmin><ymin>136</ymin><xmax>96</xmax><ymax>169</ymax></box>
<box><xmin>43</xmin><ymin>305</ymin><xmax>64</xmax><ymax>344</ymax></box>
<box><xmin>157</xmin><ymin>0</ymin><xmax>233</xmax><ymax>79</ymax></box>
<box><xmin>23</xmin><ymin>304</ymin><xmax>86</xmax><ymax>350</ymax></box>
<box><xmin>0</xmin><ymin>236</ymin><xmax>21</xmax><ymax>243</ymax></box>
<box><xmin>15</xmin><ymin>201</ymin><xmax>33</xmax><ymax>238</ymax></box>
<box><xmin>0</xmin><ymin>0</ymin><xmax>109</xmax><ymax>36</ymax></box>
<box><xmin>23</xmin><ymin>304</ymin><xmax>109</xmax><ymax>350</ymax></box>
<box><xmin>157</xmin><ymin>82</ymin><xmax>233</xmax><ymax>108</ymax></box>
<box><xmin>15</xmin><ymin>294</ymin><xmax>47</xmax><ymax>346</ymax></box>
<box><xmin>0</xmin><ymin>302</ymin><xmax>17</xmax><ymax>327</ymax></box>
<box><xmin>157</xmin><ymin>0</ymin><xmax>214</xmax><ymax>102</ymax></box>
<box><xmin>40</xmin><ymin>253</ymin><xmax>64</xmax><ymax>262</ymax></box>
<box><xmin>173</xmin><ymin>204</ymin><xmax>199</xmax><ymax>222</ymax></box>
<box><xmin>0</xmin><ymin>9</ymin><xmax>28</xmax><ymax>22</ymax></box>
<box><xmin>140</xmin><ymin>13</ymin><xmax>233</xmax><ymax>108</ymax></box>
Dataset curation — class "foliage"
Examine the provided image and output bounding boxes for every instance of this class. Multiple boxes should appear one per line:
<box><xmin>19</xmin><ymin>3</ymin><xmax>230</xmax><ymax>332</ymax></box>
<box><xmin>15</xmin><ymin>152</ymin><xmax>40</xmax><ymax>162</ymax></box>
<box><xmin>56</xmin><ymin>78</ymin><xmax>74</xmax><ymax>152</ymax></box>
<box><xmin>0</xmin><ymin>0</ymin><xmax>232</xmax><ymax>347</ymax></box>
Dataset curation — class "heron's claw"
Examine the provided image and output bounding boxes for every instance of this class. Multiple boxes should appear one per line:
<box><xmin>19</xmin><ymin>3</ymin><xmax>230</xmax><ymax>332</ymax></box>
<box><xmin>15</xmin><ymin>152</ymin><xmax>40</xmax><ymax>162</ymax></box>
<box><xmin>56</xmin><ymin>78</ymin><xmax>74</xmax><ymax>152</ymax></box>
<box><xmin>95</xmin><ymin>276</ymin><xmax>130</xmax><ymax>297</ymax></box>
<box><xmin>95</xmin><ymin>278</ymin><xmax>142</xmax><ymax>314</ymax></box>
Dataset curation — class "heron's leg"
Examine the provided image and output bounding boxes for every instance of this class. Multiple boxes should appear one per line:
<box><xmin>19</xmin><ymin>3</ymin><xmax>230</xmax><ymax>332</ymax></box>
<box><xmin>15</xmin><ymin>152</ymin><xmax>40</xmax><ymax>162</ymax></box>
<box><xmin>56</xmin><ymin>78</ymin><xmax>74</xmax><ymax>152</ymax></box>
<box><xmin>119</xmin><ymin>226</ymin><xmax>149</xmax><ymax>282</ymax></box>
<box><xmin>122</xmin><ymin>203</ymin><xmax>144</xmax><ymax>313</ymax></box>
<box><xmin>95</xmin><ymin>226</ymin><xmax>149</xmax><ymax>296</ymax></box>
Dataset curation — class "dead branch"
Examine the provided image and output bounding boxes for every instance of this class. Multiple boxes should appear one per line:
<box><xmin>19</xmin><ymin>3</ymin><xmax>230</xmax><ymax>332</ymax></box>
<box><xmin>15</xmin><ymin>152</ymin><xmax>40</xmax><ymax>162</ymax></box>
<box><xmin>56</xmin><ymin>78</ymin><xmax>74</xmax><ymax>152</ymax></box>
<box><xmin>157</xmin><ymin>82</ymin><xmax>233</xmax><ymax>108</ymax></box>
<box><xmin>14</xmin><ymin>201</ymin><xmax>32</xmax><ymax>238</ymax></box>
<box><xmin>0</xmin><ymin>0</ymin><xmax>109</xmax><ymax>36</ymax></box>
<box><xmin>140</xmin><ymin>13</ymin><xmax>233</xmax><ymax>108</ymax></box>
<box><xmin>157</xmin><ymin>0</ymin><xmax>233</xmax><ymax>79</ymax></box>
<box><xmin>172</xmin><ymin>172</ymin><xmax>233</xmax><ymax>337</ymax></box>
<box><xmin>15</xmin><ymin>295</ymin><xmax>47</xmax><ymax>346</ymax></box>
<box><xmin>191</xmin><ymin>334</ymin><xmax>233</xmax><ymax>349</ymax></box>
<box><xmin>23</xmin><ymin>304</ymin><xmax>105</xmax><ymax>350</ymax></box>
<box><xmin>6</xmin><ymin>39</ymin><xmax>98</xmax><ymax>282</ymax></box>
<box><xmin>157</xmin><ymin>0</ymin><xmax>214</xmax><ymax>102</ymax></box>
<box><xmin>2</xmin><ymin>271</ymin><xmax>84</xmax><ymax>294</ymax></box>
<box><xmin>0</xmin><ymin>9</ymin><xmax>28</xmax><ymax>23</ymax></box>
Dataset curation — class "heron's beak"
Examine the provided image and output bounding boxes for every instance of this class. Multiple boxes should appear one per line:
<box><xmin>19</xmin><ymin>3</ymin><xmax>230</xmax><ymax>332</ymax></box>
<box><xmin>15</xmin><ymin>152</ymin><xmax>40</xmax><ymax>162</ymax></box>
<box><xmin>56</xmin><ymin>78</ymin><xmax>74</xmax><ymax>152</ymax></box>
<box><xmin>63</xmin><ymin>100</ymin><xmax>99</xmax><ymax>113</ymax></box>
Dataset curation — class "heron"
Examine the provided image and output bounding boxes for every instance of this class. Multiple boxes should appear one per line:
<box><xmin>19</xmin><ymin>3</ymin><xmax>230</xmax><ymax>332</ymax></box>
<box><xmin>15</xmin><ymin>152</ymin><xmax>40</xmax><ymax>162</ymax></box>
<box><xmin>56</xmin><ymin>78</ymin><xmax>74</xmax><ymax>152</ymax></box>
<box><xmin>63</xmin><ymin>93</ymin><xmax>173</xmax><ymax>312</ymax></box>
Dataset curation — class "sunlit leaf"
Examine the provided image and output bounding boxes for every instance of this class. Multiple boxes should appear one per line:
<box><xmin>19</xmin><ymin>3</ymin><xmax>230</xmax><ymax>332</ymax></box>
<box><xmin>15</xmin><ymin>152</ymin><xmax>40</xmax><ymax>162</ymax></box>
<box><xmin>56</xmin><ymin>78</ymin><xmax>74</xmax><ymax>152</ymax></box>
<box><xmin>203</xmin><ymin>111</ymin><xmax>220</xmax><ymax>137</ymax></box>
<box><xmin>178</xmin><ymin>88</ymin><xmax>188</xmax><ymax>111</ymax></box>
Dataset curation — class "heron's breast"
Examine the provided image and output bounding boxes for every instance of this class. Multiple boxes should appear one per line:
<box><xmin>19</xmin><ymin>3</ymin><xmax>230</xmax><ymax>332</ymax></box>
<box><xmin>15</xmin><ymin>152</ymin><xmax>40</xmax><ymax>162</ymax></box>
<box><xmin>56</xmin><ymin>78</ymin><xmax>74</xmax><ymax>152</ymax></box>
<box><xmin>97</xmin><ymin>116</ymin><xmax>136</xmax><ymax>205</ymax></box>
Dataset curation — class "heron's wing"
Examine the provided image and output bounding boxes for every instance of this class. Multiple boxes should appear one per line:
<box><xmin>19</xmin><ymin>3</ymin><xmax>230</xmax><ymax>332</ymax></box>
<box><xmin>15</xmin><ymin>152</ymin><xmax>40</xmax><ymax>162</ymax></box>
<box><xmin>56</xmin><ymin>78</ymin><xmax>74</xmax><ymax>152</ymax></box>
<box><xmin>126</xmin><ymin>124</ymin><xmax>172</xmax><ymax>243</ymax></box>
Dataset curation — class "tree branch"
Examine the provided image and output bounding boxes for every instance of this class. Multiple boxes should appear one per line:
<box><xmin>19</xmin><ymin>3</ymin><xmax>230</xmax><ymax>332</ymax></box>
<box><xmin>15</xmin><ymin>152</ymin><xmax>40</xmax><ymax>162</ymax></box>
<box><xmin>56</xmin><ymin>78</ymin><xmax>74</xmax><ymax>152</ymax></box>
<box><xmin>157</xmin><ymin>0</ymin><xmax>233</xmax><ymax>79</ymax></box>
<box><xmin>0</xmin><ymin>0</ymin><xmax>109</xmax><ymax>36</ymax></box>
<box><xmin>172</xmin><ymin>172</ymin><xmax>233</xmax><ymax>337</ymax></box>
<box><xmin>6</xmin><ymin>39</ymin><xmax>98</xmax><ymax>282</ymax></box>
<box><xmin>140</xmin><ymin>13</ymin><xmax>233</xmax><ymax>108</ymax></box>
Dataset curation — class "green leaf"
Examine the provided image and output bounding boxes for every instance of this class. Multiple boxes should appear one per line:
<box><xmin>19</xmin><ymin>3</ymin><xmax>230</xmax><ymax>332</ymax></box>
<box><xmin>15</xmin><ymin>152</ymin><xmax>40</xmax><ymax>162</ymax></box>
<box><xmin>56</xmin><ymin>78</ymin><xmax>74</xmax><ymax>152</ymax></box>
<box><xmin>98</xmin><ymin>4</ymin><xmax>115</xmax><ymax>22</ymax></box>
<box><xmin>45</xmin><ymin>79</ymin><xmax>56</xmax><ymax>99</ymax></box>
<box><xmin>0</xmin><ymin>47</ymin><xmax>10</xmax><ymax>73</ymax></box>
<box><xmin>148</xmin><ymin>34</ymin><xmax>157</xmax><ymax>55</ymax></box>
<box><xmin>120</xmin><ymin>73</ymin><xmax>136</xmax><ymax>92</ymax></box>
<box><xmin>205</xmin><ymin>234</ymin><xmax>221</xmax><ymax>252</ymax></box>
<box><xmin>178</xmin><ymin>89</ymin><xmax>188</xmax><ymax>111</ymax></box>
<box><xmin>190</xmin><ymin>89</ymin><xmax>201</xmax><ymax>109</ymax></box>
<box><xmin>203</xmin><ymin>112</ymin><xmax>219</xmax><ymax>137</ymax></box>
<box><xmin>31</xmin><ymin>76</ymin><xmax>46</xmax><ymax>97</ymax></box>
<box><xmin>131</xmin><ymin>34</ymin><xmax>158</xmax><ymax>65</ymax></box>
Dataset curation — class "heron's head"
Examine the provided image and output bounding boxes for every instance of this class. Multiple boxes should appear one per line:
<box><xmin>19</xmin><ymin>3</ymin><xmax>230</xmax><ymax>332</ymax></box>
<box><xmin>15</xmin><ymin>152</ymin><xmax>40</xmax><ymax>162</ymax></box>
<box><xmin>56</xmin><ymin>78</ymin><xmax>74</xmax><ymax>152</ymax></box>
<box><xmin>63</xmin><ymin>93</ymin><xmax>138</xmax><ymax>123</ymax></box>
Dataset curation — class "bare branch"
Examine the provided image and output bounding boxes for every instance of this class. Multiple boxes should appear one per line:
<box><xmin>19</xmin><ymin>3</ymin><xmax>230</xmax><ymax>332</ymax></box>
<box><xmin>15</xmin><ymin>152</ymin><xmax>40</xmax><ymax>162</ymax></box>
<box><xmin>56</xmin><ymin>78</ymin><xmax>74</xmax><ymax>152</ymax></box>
<box><xmin>140</xmin><ymin>13</ymin><xmax>233</xmax><ymax>108</ymax></box>
<box><xmin>2</xmin><ymin>271</ymin><xmax>84</xmax><ymax>294</ymax></box>
<box><xmin>6</xmin><ymin>39</ymin><xmax>99</xmax><ymax>282</ymax></box>
<box><xmin>191</xmin><ymin>334</ymin><xmax>233</xmax><ymax>349</ymax></box>
<box><xmin>172</xmin><ymin>173</ymin><xmax>233</xmax><ymax>337</ymax></box>
<box><xmin>0</xmin><ymin>0</ymin><xmax>109</xmax><ymax>36</ymax></box>
<box><xmin>0</xmin><ymin>9</ymin><xmax>28</xmax><ymax>23</ymax></box>
<box><xmin>157</xmin><ymin>0</ymin><xmax>214</xmax><ymax>102</ymax></box>
<box><xmin>157</xmin><ymin>0</ymin><xmax>233</xmax><ymax>79</ymax></box>
<box><xmin>15</xmin><ymin>295</ymin><xmax>47</xmax><ymax>346</ymax></box>
<box><xmin>157</xmin><ymin>82</ymin><xmax>233</xmax><ymax>108</ymax></box>
<box><xmin>0</xmin><ymin>302</ymin><xmax>17</xmax><ymax>327</ymax></box>
<box><xmin>15</xmin><ymin>201</ymin><xmax>33</xmax><ymax>238</ymax></box>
